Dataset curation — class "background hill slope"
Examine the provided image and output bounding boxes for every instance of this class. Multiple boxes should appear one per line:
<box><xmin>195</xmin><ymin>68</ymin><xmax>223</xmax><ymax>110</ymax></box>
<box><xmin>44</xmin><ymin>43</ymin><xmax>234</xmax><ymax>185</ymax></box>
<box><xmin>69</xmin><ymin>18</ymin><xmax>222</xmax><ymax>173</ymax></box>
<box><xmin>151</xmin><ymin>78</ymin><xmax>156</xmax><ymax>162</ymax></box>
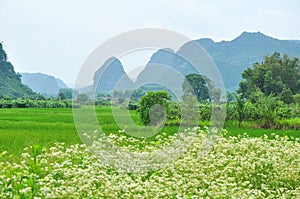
<box><xmin>21</xmin><ymin>72</ymin><xmax>68</xmax><ymax>97</ymax></box>
<box><xmin>0</xmin><ymin>43</ymin><xmax>36</xmax><ymax>98</ymax></box>
<box><xmin>139</xmin><ymin>32</ymin><xmax>300</xmax><ymax>91</ymax></box>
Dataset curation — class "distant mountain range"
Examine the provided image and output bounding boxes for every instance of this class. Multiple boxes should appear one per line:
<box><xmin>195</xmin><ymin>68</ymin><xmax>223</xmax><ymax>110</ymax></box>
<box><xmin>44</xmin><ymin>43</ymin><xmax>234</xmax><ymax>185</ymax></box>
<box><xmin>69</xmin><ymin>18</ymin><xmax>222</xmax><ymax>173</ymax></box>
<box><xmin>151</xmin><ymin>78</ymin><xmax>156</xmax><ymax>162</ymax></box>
<box><xmin>1</xmin><ymin>31</ymin><xmax>300</xmax><ymax>98</ymax></box>
<box><xmin>92</xmin><ymin>31</ymin><xmax>300</xmax><ymax>92</ymax></box>
<box><xmin>21</xmin><ymin>73</ymin><xmax>68</xmax><ymax>97</ymax></box>
<box><xmin>196</xmin><ymin>32</ymin><xmax>300</xmax><ymax>90</ymax></box>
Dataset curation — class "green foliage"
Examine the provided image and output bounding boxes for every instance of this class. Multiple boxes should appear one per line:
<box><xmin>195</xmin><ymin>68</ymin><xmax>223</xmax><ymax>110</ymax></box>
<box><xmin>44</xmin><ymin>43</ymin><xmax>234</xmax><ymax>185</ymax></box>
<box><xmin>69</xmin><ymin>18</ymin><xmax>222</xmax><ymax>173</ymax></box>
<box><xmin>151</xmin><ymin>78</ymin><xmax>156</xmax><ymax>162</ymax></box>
<box><xmin>113</xmin><ymin>90</ymin><xmax>133</xmax><ymax>99</ymax></box>
<box><xmin>235</xmin><ymin>94</ymin><xmax>246</xmax><ymax>127</ymax></box>
<box><xmin>0</xmin><ymin>98</ymin><xmax>73</xmax><ymax>108</ymax></box>
<box><xmin>0</xmin><ymin>43</ymin><xmax>7</xmax><ymax>61</ymax></box>
<box><xmin>294</xmin><ymin>94</ymin><xmax>300</xmax><ymax>105</ymax></box>
<box><xmin>58</xmin><ymin>91</ymin><xmax>66</xmax><ymax>100</ymax></box>
<box><xmin>230</xmin><ymin>53</ymin><xmax>300</xmax><ymax>129</ymax></box>
<box><xmin>128</xmin><ymin>100</ymin><xmax>139</xmax><ymax>110</ymax></box>
<box><xmin>95</xmin><ymin>93</ymin><xmax>112</xmax><ymax>106</ymax></box>
<box><xmin>58</xmin><ymin>88</ymin><xmax>73</xmax><ymax>99</ymax></box>
<box><xmin>279</xmin><ymin>87</ymin><xmax>294</xmax><ymax>104</ymax></box>
<box><xmin>181</xmin><ymin>94</ymin><xmax>199</xmax><ymax>126</ymax></box>
<box><xmin>166</xmin><ymin>102</ymin><xmax>181</xmax><ymax>123</ymax></box>
<box><xmin>226</xmin><ymin>91</ymin><xmax>236</xmax><ymax>102</ymax></box>
<box><xmin>0</xmin><ymin>44</ymin><xmax>37</xmax><ymax>98</ymax></box>
<box><xmin>239</xmin><ymin>53</ymin><xmax>300</xmax><ymax>103</ymax></box>
<box><xmin>182</xmin><ymin>74</ymin><xmax>210</xmax><ymax>102</ymax></box>
<box><xmin>199</xmin><ymin>103</ymin><xmax>211</xmax><ymax>121</ymax></box>
<box><xmin>76</xmin><ymin>93</ymin><xmax>90</xmax><ymax>104</ymax></box>
<box><xmin>137</xmin><ymin>91</ymin><xmax>171</xmax><ymax>125</ymax></box>
<box><xmin>131</xmin><ymin>89</ymin><xmax>145</xmax><ymax>102</ymax></box>
<box><xmin>226</xmin><ymin>90</ymin><xmax>300</xmax><ymax>129</ymax></box>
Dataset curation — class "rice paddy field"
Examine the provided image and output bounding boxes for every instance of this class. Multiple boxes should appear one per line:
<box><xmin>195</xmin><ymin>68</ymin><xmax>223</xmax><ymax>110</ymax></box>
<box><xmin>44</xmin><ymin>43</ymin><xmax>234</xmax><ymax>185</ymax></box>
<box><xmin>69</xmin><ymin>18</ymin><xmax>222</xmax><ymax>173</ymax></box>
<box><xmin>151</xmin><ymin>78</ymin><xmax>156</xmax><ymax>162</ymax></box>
<box><xmin>0</xmin><ymin>107</ymin><xmax>298</xmax><ymax>157</ymax></box>
<box><xmin>0</xmin><ymin>107</ymin><xmax>300</xmax><ymax>198</ymax></box>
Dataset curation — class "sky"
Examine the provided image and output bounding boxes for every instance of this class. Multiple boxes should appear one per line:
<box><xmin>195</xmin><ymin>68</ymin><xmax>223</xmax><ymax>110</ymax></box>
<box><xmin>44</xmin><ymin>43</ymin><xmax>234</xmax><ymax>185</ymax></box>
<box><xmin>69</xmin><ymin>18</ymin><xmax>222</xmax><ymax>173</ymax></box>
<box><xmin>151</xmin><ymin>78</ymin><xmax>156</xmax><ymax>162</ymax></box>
<box><xmin>0</xmin><ymin>0</ymin><xmax>299</xmax><ymax>87</ymax></box>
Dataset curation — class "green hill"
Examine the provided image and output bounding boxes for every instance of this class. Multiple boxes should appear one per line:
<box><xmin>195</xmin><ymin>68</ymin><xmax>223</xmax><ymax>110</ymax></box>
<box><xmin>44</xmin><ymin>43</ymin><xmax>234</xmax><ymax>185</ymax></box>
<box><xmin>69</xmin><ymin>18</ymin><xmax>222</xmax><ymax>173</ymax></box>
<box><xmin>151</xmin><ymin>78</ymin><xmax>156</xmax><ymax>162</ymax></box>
<box><xmin>0</xmin><ymin>43</ymin><xmax>36</xmax><ymax>98</ymax></box>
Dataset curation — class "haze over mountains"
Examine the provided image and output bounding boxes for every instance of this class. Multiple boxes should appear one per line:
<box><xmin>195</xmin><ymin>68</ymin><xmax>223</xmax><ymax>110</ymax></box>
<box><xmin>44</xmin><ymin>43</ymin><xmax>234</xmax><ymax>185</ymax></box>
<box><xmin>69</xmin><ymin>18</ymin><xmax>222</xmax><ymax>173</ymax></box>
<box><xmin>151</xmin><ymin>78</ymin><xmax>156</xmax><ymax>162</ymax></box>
<box><xmin>0</xmin><ymin>43</ymin><xmax>69</xmax><ymax>98</ymax></box>
<box><xmin>21</xmin><ymin>73</ymin><xmax>68</xmax><ymax>97</ymax></box>
<box><xmin>197</xmin><ymin>32</ymin><xmax>300</xmax><ymax>90</ymax></box>
<box><xmin>91</xmin><ymin>31</ymin><xmax>300</xmax><ymax>92</ymax></box>
<box><xmin>1</xmin><ymin>31</ymin><xmax>300</xmax><ymax>98</ymax></box>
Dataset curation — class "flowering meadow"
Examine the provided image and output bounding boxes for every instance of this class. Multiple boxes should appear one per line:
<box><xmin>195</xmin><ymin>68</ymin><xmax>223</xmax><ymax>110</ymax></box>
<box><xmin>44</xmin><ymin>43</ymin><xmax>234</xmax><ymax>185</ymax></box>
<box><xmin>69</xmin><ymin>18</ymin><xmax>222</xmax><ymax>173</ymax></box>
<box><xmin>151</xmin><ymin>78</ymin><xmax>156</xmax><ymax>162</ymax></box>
<box><xmin>1</xmin><ymin>127</ymin><xmax>300</xmax><ymax>198</ymax></box>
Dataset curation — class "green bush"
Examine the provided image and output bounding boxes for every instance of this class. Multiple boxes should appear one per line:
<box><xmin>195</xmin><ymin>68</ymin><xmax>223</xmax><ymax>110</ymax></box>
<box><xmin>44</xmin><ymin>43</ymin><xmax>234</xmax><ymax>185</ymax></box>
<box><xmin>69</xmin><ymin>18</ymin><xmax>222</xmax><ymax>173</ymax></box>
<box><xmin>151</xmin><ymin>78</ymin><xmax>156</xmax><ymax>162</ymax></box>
<box><xmin>137</xmin><ymin>91</ymin><xmax>171</xmax><ymax>126</ymax></box>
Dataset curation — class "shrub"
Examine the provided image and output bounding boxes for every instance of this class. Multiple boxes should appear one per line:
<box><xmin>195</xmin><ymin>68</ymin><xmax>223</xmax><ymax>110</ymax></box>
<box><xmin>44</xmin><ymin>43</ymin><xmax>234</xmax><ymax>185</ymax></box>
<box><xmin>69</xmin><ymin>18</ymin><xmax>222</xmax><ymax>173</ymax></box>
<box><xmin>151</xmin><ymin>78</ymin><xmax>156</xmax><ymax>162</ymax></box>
<box><xmin>137</xmin><ymin>91</ymin><xmax>171</xmax><ymax>125</ymax></box>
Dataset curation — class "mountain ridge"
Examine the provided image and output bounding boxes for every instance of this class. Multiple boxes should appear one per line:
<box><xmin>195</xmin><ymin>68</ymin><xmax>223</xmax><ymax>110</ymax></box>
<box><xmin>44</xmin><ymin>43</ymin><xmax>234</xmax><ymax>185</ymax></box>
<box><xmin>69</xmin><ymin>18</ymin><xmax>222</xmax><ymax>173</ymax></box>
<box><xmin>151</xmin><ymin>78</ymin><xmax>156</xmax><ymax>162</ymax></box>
<box><xmin>138</xmin><ymin>31</ymin><xmax>300</xmax><ymax>91</ymax></box>
<box><xmin>197</xmin><ymin>31</ymin><xmax>300</xmax><ymax>90</ymax></box>
<box><xmin>90</xmin><ymin>31</ymin><xmax>300</xmax><ymax>93</ymax></box>
<box><xmin>21</xmin><ymin>72</ymin><xmax>69</xmax><ymax>97</ymax></box>
<box><xmin>5</xmin><ymin>31</ymin><xmax>300</xmax><ymax>96</ymax></box>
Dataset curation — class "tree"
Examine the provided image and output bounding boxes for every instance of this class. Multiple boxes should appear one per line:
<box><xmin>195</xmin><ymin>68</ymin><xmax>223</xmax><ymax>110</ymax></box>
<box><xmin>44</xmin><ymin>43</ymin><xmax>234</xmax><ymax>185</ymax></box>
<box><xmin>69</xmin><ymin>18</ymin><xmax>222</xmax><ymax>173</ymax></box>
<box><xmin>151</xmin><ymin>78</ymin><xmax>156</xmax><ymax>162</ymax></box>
<box><xmin>181</xmin><ymin>94</ymin><xmax>199</xmax><ymax>126</ymax></box>
<box><xmin>58</xmin><ymin>92</ymin><xmax>66</xmax><ymax>100</ymax></box>
<box><xmin>182</xmin><ymin>74</ymin><xmax>210</xmax><ymax>102</ymax></box>
<box><xmin>235</xmin><ymin>94</ymin><xmax>246</xmax><ymax>128</ymax></box>
<box><xmin>137</xmin><ymin>91</ymin><xmax>171</xmax><ymax>126</ymax></box>
<box><xmin>226</xmin><ymin>91</ymin><xmax>235</xmax><ymax>102</ymax></box>
<box><xmin>279</xmin><ymin>87</ymin><xmax>294</xmax><ymax>104</ymax></box>
<box><xmin>77</xmin><ymin>93</ymin><xmax>89</xmax><ymax>104</ymax></box>
<box><xmin>239</xmin><ymin>52</ymin><xmax>300</xmax><ymax>102</ymax></box>
<box><xmin>255</xmin><ymin>92</ymin><xmax>278</xmax><ymax>128</ymax></box>
<box><xmin>58</xmin><ymin>88</ymin><xmax>73</xmax><ymax>99</ymax></box>
<box><xmin>131</xmin><ymin>89</ymin><xmax>145</xmax><ymax>102</ymax></box>
<box><xmin>294</xmin><ymin>94</ymin><xmax>300</xmax><ymax>105</ymax></box>
<box><xmin>0</xmin><ymin>43</ymin><xmax>7</xmax><ymax>61</ymax></box>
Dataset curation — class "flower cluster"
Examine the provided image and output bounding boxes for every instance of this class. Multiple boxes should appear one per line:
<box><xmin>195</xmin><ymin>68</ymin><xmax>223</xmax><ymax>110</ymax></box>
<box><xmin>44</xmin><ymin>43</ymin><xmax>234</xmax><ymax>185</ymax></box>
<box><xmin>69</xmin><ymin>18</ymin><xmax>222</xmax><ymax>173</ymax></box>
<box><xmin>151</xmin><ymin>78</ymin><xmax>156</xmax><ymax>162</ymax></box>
<box><xmin>0</xmin><ymin>128</ymin><xmax>300</xmax><ymax>198</ymax></box>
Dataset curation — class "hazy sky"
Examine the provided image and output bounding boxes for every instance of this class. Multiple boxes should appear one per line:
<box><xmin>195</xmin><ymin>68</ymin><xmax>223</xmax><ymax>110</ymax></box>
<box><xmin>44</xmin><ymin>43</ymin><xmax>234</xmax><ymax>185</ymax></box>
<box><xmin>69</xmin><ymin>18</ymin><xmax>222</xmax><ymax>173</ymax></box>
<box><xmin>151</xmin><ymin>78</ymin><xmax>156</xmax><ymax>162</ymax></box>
<box><xmin>0</xmin><ymin>0</ymin><xmax>299</xmax><ymax>86</ymax></box>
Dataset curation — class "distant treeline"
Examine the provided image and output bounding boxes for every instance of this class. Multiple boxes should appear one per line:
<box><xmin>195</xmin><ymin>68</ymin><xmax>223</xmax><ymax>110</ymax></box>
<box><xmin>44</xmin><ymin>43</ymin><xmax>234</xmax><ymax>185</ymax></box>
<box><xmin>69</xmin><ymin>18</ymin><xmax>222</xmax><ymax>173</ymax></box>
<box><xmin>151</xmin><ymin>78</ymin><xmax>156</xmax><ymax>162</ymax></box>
<box><xmin>0</xmin><ymin>98</ymin><xmax>76</xmax><ymax>108</ymax></box>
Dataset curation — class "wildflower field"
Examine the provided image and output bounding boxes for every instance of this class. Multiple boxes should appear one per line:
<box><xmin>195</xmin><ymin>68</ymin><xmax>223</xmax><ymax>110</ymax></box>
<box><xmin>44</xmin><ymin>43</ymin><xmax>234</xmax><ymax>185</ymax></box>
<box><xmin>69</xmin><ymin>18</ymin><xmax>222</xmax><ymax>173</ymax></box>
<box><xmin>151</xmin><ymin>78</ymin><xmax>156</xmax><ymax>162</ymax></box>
<box><xmin>0</xmin><ymin>107</ymin><xmax>300</xmax><ymax>198</ymax></box>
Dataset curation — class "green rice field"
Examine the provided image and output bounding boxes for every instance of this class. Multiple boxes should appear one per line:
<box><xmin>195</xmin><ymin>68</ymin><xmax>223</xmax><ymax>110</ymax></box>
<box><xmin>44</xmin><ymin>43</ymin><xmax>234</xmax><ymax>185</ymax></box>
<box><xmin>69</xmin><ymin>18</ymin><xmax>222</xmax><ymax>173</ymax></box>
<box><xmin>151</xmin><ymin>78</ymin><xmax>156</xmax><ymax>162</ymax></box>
<box><xmin>0</xmin><ymin>107</ymin><xmax>299</xmax><ymax>157</ymax></box>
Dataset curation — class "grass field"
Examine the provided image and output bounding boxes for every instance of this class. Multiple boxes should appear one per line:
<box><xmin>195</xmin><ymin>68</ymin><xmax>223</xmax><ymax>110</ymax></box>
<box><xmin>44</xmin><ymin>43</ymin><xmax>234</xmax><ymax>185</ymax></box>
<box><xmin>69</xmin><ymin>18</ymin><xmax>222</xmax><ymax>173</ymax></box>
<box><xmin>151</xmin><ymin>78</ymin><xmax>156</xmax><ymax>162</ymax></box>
<box><xmin>0</xmin><ymin>108</ymin><xmax>80</xmax><ymax>157</ymax></box>
<box><xmin>0</xmin><ymin>107</ymin><xmax>299</xmax><ymax>157</ymax></box>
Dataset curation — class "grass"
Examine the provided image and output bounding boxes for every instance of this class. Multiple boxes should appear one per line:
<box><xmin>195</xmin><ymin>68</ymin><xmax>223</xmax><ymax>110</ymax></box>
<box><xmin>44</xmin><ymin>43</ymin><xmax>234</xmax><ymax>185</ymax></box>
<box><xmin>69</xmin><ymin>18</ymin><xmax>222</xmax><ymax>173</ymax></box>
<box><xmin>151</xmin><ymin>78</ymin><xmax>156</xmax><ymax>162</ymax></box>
<box><xmin>0</xmin><ymin>108</ymin><xmax>80</xmax><ymax>157</ymax></box>
<box><xmin>0</xmin><ymin>106</ymin><xmax>299</xmax><ymax>158</ymax></box>
<box><xmin>0</xmin><ymin>106</ymin><xmax>178</xmax><ymax>157</ymax></box>
<box><xmin>224</xmin><ymin>121</ymin><xmax>300</xmax><ymax>139</ymax></box>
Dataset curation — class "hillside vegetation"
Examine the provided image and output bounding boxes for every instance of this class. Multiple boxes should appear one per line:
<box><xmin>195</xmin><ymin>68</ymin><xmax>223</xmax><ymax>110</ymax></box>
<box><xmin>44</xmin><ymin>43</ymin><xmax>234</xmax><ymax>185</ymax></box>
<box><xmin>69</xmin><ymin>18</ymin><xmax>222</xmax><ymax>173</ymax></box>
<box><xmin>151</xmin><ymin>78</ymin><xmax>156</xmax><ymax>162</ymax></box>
<box><xmin>0</xmin><ymin>43</ymin><xmax>36</xmax><ymax>98</ymax></box>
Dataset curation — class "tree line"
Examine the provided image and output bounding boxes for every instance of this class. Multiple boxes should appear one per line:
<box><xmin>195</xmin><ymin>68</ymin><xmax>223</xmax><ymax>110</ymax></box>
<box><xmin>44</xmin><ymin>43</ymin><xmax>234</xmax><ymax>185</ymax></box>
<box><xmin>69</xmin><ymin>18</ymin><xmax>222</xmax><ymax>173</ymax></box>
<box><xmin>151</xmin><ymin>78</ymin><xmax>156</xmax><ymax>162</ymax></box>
<box><xmin>135</xmin><ymin>53</ymin><xmax>300</xmax><ymax>129</ymax></box>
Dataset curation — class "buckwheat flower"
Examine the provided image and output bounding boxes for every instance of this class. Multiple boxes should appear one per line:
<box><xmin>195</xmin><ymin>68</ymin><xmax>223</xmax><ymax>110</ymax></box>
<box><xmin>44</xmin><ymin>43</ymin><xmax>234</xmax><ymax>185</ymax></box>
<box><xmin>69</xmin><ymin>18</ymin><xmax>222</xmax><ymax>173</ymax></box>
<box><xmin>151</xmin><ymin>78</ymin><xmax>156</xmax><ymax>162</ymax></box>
<box><xmin>284</xmin><ymin>135</ymin><xmax>289</xmax><ymax>140</ymax></box>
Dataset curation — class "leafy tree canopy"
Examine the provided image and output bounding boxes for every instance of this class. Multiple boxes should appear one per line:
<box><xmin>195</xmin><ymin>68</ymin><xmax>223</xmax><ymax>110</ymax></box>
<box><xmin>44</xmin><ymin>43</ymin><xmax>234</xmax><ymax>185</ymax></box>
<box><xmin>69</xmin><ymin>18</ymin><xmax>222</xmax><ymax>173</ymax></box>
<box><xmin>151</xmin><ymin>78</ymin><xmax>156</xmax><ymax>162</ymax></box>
<box><xmin>137</xmin><ymin>91</ymin><xmax>171</xmax><ymax>126</ymax></box>
<box><xmin>182</xmin><ymin>74</ymin><xmax>210</xmax><ymax>102</ymax></box>
<box><xmin>58</xmin><ymin>88</ymin><xmax>73</xmax><ymax>99</ymax></box>
<box><xmin>239</xmin><ymin>52</ymin><xmax>300</xmax><ymax>103</ymax></box>
<box><xmin>76</xmin><ymin>93</ymin><xmax>90</xmax><ymax>104</ymax></box>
